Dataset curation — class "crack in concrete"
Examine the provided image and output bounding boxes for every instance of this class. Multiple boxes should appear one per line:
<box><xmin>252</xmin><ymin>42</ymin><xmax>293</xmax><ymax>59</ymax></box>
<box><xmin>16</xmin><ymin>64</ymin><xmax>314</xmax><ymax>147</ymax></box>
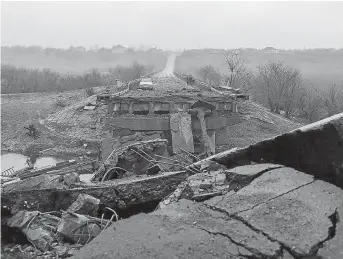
<box><xmin>205</xmin><ymin>203</ymin><xmax>301</xmax><ymax>259</ymax></box>
<box><xmin>233</xmin><ymin>180</ymin><xmax>316</xmax><ymax>215</ymax></box>
<box><xmin>208</xmin><ymin>166</ymin><xmax>284</xmax><ymax>208</ymax></box>
<box><xmin>226</xmin><ymin>165</ymin><xmax>284</xmax><ymax>192</ymax></box>
<box><xmin>230</xmin><ymin>213</ymin><xmax>300</xmax><ymax>259</ymax></box>
<box><xmin>310</xmin><ymin>208</ymin><xmax>339</xmax><ymax>256</ymax></box>
<box><xmin>197</xmin><ymin>226</ymin><xmax>282</xmax><ymax>259</ymax></box>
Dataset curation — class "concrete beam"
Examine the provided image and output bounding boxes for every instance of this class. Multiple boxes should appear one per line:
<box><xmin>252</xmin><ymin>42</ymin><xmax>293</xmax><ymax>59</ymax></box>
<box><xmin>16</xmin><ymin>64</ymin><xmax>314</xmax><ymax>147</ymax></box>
<box><xmin>1</xmin><ymin>171</ymin><xmax>190</xmax><ymax>214</ymax></box>
<box><xmin>105</xmin><ymin>114</ymin><xmax>245</xmax><ymax>131</ymax></box>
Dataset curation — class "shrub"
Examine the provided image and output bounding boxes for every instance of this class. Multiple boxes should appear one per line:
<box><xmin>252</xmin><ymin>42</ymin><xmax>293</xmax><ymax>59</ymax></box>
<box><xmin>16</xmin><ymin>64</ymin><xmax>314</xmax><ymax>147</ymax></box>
<box><xmin>85</xmin><ymin>87</ymin><xmax>95</xmax><ymax>97</ymax></box>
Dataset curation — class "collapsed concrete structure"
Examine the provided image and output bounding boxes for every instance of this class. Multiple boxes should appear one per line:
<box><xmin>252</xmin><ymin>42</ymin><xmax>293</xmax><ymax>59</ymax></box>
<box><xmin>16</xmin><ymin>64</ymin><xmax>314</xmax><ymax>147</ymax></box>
<box><xmin>97</xmin><ymin>71</ymin><xmax>247</xmax><ymax>157</ymax></box>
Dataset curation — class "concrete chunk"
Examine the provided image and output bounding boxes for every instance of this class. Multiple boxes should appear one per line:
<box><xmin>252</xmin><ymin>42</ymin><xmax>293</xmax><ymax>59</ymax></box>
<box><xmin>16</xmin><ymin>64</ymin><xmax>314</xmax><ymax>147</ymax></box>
<box><xmin>67</xmin><ymin>194</ymin><xmax>100</xmax><ymax>217</ymax></box>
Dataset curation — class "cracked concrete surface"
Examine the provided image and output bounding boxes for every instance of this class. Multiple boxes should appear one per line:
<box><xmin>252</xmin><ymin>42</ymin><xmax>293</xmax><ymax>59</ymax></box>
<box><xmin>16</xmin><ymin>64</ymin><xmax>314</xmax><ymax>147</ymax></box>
<box><xmin>317</xmin><ymin>203</ymin><xmax>343</xmax><ymax>259</ymax></box>
<box><xmin>71</xmin><ymin>164</ymin><xmax>343</xmax><ymax>259</ymax></box>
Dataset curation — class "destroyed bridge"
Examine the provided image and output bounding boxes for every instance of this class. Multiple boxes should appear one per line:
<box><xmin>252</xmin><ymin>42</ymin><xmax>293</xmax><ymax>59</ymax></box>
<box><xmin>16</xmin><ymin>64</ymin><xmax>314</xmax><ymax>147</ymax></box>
<box><xmin>1</xmin><ymin>54</ymin><xmax>343</xmax><ymax>259</ymax></box>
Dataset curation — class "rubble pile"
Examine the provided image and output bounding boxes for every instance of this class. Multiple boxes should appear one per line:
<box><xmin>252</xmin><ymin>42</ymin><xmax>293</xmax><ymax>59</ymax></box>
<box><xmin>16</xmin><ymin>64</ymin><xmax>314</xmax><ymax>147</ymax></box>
<box><xmin>92</xmin><ymin>138</ymin><xmax>184</xmax><ymax>182</ymax></box>
<box><xmin>2</xmin><ymin>193</ymin><xmax>114</xmax><ymax>259</ymax></box>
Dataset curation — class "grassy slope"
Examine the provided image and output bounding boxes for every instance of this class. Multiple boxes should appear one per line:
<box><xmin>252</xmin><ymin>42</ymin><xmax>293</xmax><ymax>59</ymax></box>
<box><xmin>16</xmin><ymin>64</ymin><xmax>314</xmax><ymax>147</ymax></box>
<box><xmin>175</xmin><ymin>49</ymin><xmax>343</xmax><ymax>90</ymax></box>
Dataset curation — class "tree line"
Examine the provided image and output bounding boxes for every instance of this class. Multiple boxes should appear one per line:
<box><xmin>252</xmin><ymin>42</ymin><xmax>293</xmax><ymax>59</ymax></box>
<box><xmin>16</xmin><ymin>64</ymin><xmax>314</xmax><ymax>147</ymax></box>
<box><xmin>1</xmin><ymin>62</ymin><xmax>154</xmax><ymax>94</ymax></box>
<box><xmin>194</xmin><ymin>50</ymin><xmax>343</xmax><ymax>123</ymax></box>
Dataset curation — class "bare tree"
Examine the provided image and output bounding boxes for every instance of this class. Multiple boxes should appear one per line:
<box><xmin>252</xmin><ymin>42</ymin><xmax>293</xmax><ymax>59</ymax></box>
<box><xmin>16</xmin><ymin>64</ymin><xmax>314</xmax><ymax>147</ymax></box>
<box><xmin>256</xmin><ymin>61</ymin><xmax>302</xmax><ymax>118</ymax></box>
<box><xmin>207</xmin><ymin>70</ymin><xmax>222</xmax><ymax>87</ymax></box>
<box><xmin>222</xmin><ymin>49</ymin><xmax>247</xmax><ymax>88</ymax></box>
<box><xmin>238</xmin><ymin>69</ymin><xmax>255</xmax><ymax>94</ymax></box>
<box><xmin>118</xmin><ymin>62</ymin><xmax>149</xmax><ymax>83</ymax></box>
<box><xmin>323</xmin><ymin>83</ymin><xmax>343</xmax><ymax>116</ymax></box>
<box><xmin>83</xmin><ymin>68</ymin><xmax>101</xmax><ymax>87</ymax></box>
<box><xmin>297</xmin><ymin>83</ymin><xmax>324</xmax><ymax>122</ymax></box>
<box><xmin>197</xmin><ymin>65</ymin><xmax>222</xmax><ymax>86</ymax></box>
<box><xmin>197</xmin><ymin>65</ymin><xmax>216</xmax><ymax>82</ymax></box>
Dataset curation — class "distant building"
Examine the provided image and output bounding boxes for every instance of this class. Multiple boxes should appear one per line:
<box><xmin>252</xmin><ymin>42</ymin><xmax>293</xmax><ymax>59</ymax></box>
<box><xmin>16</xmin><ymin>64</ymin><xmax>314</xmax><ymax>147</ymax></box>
<box><xmin>263</xmin><ymin>47</ymin><xmax>278</xmax><ymax>53</ymax></box>
<box><xmin>111</xmin><ymin>45</ymin><xmax>126</xmax><ymax>54</ymax></box>
<box><xmin>75</xmin><ymin>46</ymin><xmax>87</xmax><ymax>52</ymax></box>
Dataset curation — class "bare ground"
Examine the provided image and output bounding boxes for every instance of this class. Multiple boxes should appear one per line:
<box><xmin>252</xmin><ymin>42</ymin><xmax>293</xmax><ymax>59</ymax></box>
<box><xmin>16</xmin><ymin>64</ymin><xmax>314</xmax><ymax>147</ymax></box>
<box><xmin>1</xmin><ymin>88</ymin><xmax>105</xmax><ymax>157</ymax></box>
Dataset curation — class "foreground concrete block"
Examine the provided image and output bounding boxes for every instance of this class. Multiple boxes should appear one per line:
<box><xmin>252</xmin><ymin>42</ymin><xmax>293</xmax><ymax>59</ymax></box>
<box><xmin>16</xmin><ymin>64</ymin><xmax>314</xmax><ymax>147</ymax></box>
<box><xmin>71</xmin><ymin>213</ymin><xmax>252</xmax><ymax>259</ymax></box>
<box><xmin>206</xmin><ymin>167</ymin><xmax>343</xmax><ymax>257</ymax></box>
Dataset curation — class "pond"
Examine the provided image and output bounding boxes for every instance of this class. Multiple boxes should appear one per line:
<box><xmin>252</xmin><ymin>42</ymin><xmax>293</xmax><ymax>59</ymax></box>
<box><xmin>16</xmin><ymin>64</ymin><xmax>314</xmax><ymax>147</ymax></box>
<box><xmin>1</xmin><ymin>152</ymin><xmax>66</xmax><ymax>172</ymax></box>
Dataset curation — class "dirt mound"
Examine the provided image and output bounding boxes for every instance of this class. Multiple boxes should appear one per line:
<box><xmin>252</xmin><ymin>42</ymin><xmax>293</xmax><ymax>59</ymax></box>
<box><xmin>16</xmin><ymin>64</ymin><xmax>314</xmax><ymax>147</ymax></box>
<box><xmin>216</xmin><ymin>100</ymin><xmax>302</xmax><ymax>151</ymax></box>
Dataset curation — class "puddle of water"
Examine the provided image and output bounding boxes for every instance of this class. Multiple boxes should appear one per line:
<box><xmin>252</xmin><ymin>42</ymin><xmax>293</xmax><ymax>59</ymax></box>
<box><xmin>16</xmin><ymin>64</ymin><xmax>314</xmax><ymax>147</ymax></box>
<box><xmin>1</xmin><ymin>152</ymin><xmax>66</xmax><ymax>172</ymax></box>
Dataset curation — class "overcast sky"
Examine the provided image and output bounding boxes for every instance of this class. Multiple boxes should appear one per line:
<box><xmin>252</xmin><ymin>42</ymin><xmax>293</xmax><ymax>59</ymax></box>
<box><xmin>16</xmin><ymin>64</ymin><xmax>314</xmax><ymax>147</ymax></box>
<box><xmin>1</xmin><ymin>1</ymin><xmax>343</xmax><ymax>50</ymax></box>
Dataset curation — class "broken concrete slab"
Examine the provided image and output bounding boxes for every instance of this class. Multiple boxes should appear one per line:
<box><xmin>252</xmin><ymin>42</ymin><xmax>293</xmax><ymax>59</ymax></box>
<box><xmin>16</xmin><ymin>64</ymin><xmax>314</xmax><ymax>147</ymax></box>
<box><xmin>71</xmin><ymin>213</ymin><xmax>252</xmax><ymax>259</ymax></box>
<box><xmin>317</xmin><ymin>203</ymin><xmax>343</xmax><ymax>259</ymax></box>
<box><xmin>225</xmin><ymin>163</ymin><xmax>284</xmax><ymax>190</ymax></box>
<box><xmin>236</xmin><ymin>180</ymin><xmax>343</xmax><ymax>257</ymax></box>
<box><xmin>205</xmin><ymin>167</ymin><xmax>315</xmax><ymax>215</ymax></box>
<box><xmin>1</xmin><ymin>171</ymin><xmax>190</xmax><ymax>215</ymax></box>
<box><xmin>192</xmin><ymin>112</ymin><xmax>343</xmax><ymax>187</ymax></box>
<box><xmin>227</xmin><ymin>163</ymin><xmax>283</xmax><ymax>177</ymax></box>
<box><xmin>1</xmin><ymin>174</ymin><xmax>66</xmax><ymax>193</ymax></box>
<box><xmin>153</xmin><ymin>200</ymin><xmax>282</xmax><ymax>258</ymax></box>
<box><xmin>204</xmin><ymin>167</ymin><xmax>343</xmax><ymax>257</ymax></box>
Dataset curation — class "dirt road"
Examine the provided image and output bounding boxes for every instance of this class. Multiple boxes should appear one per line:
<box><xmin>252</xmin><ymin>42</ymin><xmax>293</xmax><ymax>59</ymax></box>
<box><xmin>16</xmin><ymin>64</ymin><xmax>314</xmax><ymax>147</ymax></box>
<box><xmin>155</xmin><ymin>54</ymin><xmax>176</xmax><ymax>78</ymax></box>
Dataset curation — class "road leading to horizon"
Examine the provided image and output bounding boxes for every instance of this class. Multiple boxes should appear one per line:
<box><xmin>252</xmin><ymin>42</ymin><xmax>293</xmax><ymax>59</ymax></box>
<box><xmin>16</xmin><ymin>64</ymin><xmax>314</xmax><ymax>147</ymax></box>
<box><xmin>155</xmin><ymin>54</ymin><xmax>176</xmax><ymax>78</ymax></box>
<box><xmin>151</xmin><ymin>53</ymin><xmax>194</xmax><ymax>91</ymax></box>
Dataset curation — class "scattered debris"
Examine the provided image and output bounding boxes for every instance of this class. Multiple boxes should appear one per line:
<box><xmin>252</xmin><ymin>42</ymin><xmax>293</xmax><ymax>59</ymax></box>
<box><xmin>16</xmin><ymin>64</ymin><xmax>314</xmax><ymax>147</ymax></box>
<box><xmin>67</xmin><ymin>194</ymin><xmax>100</xmax><ymax>217</ymax></box>
<box><xmin>7</xmin><ymin>210</ymin><xmax>61</xmax><ymax>251</ymax></box>
<box><xmin>57</xmin><ymin>212</ymin><xmax>102</xmax><ymax>245</ymax></box>
<box><xmin>4</xmin><ymin>193</ymin><xmax>116</xmax><ymax>258</ymax></box>
<box><xmin>91</xmin><ymin>138</ymin><xmax>184</xmax><ymax>182</ymax></box>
